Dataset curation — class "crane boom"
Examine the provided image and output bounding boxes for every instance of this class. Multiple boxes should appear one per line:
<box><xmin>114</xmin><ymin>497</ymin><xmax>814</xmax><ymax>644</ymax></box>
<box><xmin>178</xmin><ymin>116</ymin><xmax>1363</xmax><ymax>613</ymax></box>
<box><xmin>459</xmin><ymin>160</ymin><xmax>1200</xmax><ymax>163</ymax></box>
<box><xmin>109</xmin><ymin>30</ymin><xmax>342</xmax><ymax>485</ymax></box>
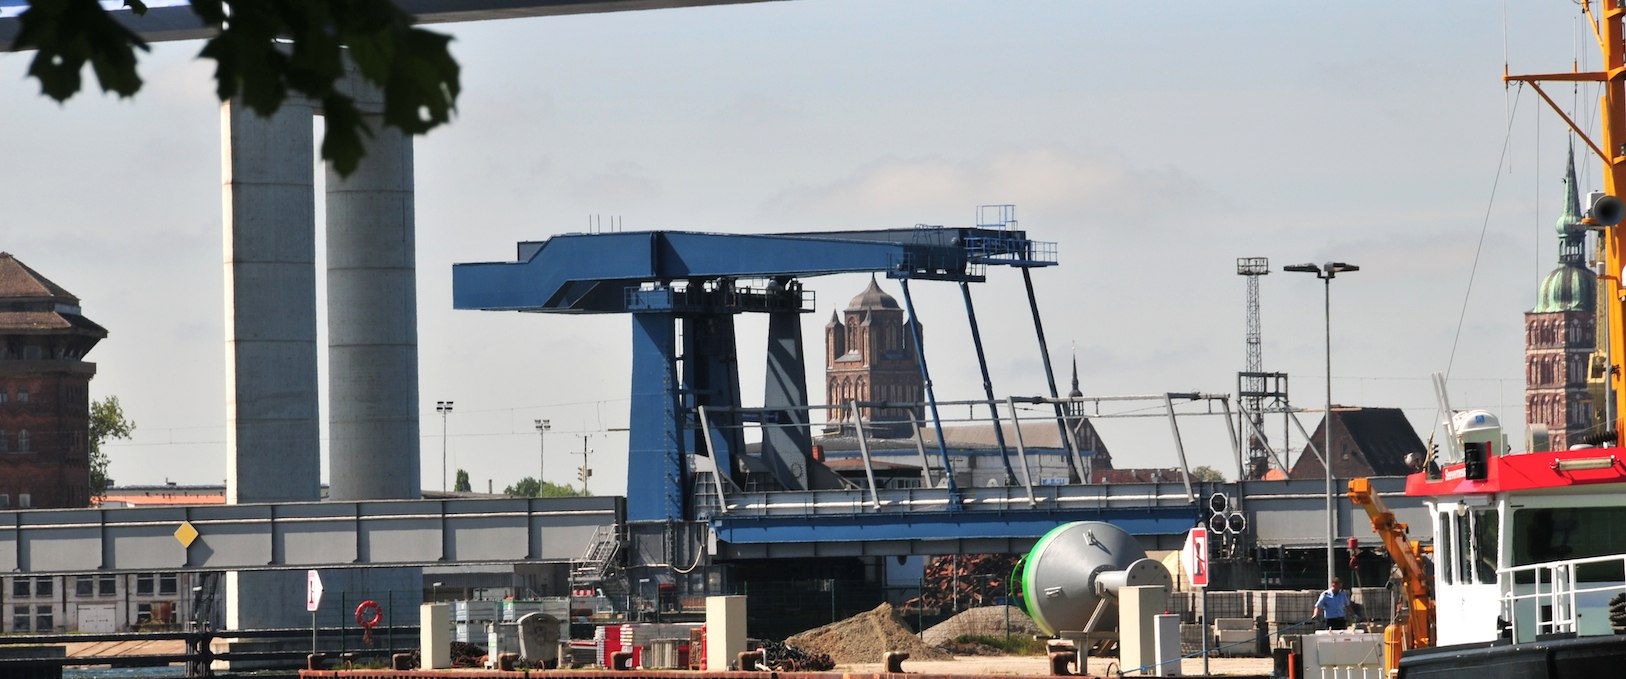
<box><xmin>1347</xmin><ymin>477</ymin><xmax>1434</xmax><ymax>672</ymax></box>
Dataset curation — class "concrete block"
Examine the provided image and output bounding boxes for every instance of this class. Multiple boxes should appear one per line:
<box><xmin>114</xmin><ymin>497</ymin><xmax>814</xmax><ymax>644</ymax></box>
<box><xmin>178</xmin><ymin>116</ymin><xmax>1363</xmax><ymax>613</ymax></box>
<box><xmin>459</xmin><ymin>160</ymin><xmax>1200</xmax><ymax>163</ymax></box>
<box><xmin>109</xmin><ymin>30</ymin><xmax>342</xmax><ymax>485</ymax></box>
<box><xmin>421</xmin><ymin>603</ymin><xmax>451</xmax><ymax>669</ymax></box>
<box><xmin>1119</xmin><ymin>585</ymin><xmax>1168</xmax><ymax>674</ymax></box>
<box><xmin>705</xmin><ymin>595</ymin><xmax>746</xmax><ymax>671</ymax></box>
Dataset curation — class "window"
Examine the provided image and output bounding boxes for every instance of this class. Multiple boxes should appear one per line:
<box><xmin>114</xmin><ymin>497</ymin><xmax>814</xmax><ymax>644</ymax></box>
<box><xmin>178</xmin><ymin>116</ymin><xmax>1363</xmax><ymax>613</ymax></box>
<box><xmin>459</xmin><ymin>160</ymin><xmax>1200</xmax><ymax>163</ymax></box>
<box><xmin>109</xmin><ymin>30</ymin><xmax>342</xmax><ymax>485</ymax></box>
<box><xmin>17</xmin><ymin>430</ymin><xmax>27</xmax><ymax>452</ymax></box>
<box><xmin>136</xmin><ymin>574</ymin><xmax>154</xmax><ymax>595</ymax></box>
<box><xmin>17</xmin><ymin>387</ymin><xmax>27</xmax><ymax>403</ymax></box>
<box><xmin>1436</xmin><ymin>512</ymin><xmax>1454</xmax><ymax>585</ymax></box>
<box><xmin>1513</xmin><ymin>506</ymin><xmax>1626</xmax><ymax>581</ymax></box>
<box><xmin>1470</xmin><ymin>509</ymin><xmax>1499</xmax><ymax>584</ymax></box>
<box><xmin>75</xmin><ymin>576</ymin><xmax>93</xmax><ymax>597</ymax></box>
<box><xmin>34</xmin><ymin>578</ymin><xmax>52</xmax><ymax>598</ymax></box>
<box><xmin>35</xmin><ymin>606</ymin><xmax>52</xmax><ymax>632</ymax></box>
<box><xmin>98</xmin><ymin>574</ymin><xmax>115</xmax><ymax>597</ymax></box>
<box><xmin>17</xmin><ymin>494</ymin><xmax>29</xmax><ymax>509</ymax></box>
<box><xmin>158</xmin><ymin>574</ymin><xmax>177</xmax><ymax>596</ymax></box>
<box><xmin>11</xmin><ymin>578</ymin><xmax>29</xmax><ymax>598</ymax></box>
<box><xmin>12</xmin><ymin>606</ymin><xmax>30</xmax><ymax>632</ymax></box>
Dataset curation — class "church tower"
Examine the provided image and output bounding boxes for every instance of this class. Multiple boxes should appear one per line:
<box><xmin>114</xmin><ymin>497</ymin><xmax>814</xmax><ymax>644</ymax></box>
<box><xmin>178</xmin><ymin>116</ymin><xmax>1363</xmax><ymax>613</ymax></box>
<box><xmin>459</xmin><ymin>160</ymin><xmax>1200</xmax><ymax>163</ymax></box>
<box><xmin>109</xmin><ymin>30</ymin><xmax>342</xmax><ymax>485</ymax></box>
<box><xmin>1525</xmin><ymin>147</ymin><xmax>1599</xmax><ymax>451</ymax></box>
<box><xmin>0</xmin><ymin>253</ymin><xmax>106</xmax><ymax>508</ymax></box>
<box><xmin>824</xmin><ymin>278</ymin><xmax>923</xmax><ymax>436</ymax></box>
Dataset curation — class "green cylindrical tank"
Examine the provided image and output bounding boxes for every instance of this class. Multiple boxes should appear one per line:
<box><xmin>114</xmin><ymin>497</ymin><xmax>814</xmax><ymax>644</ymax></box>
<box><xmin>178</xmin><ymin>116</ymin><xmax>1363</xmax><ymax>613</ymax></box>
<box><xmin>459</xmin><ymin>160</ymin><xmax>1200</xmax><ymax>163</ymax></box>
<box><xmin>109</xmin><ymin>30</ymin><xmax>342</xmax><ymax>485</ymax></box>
<box><xmin>1019</xmin><ymin>521</ymin><xmax>1171</xmax><ymax>636</ymax></box>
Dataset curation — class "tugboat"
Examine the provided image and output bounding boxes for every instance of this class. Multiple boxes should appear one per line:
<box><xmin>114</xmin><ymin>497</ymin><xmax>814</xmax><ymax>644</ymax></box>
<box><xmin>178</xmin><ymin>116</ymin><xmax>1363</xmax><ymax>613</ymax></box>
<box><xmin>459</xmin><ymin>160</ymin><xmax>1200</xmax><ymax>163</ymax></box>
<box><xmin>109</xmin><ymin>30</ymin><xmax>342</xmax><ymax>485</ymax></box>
<box><xmin>1393</xmin><ymin>412</ymin><xmax>1626</xmax><ymax>678</ymax></box>
<box><xmin>1383</xmin><ymin>4</ymin><xmax>1626</xmax><ymax>676</ymax></box>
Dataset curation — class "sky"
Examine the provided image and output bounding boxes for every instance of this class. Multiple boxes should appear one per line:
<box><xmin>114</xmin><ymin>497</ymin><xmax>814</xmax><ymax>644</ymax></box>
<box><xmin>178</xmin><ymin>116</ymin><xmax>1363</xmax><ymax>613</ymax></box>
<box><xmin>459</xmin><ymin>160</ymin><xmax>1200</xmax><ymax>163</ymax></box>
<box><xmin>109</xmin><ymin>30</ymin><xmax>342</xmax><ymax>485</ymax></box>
<box><xmin>0</xmin><ymin>1</ymin><xmax>1608</xmax><ymax>495</ymax></box>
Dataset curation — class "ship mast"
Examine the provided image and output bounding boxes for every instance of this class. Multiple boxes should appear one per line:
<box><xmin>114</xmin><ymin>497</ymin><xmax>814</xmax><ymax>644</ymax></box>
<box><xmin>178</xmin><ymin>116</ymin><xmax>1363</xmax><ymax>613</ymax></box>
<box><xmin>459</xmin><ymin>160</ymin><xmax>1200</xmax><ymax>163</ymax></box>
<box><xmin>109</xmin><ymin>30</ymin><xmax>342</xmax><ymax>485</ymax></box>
<box><xmin>1506</xmin><ymin>1</ymin><xmax>1626</xmax><ymax>446</ymax></box>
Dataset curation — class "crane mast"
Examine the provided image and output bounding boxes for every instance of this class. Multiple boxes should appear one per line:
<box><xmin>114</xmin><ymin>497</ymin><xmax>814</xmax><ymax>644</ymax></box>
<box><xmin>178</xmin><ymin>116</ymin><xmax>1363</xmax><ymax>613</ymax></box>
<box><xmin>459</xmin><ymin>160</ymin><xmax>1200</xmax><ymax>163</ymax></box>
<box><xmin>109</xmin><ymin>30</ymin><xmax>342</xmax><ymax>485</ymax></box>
<box><xmin>1347</xmin><ymin>478</ymin><xmax>1434</xmax><ymax>673</ymax></box>
<box><xmin>1506</xmin><ymin>1</ymin><xmax>1626</xmax><ymax>445</ymax></box>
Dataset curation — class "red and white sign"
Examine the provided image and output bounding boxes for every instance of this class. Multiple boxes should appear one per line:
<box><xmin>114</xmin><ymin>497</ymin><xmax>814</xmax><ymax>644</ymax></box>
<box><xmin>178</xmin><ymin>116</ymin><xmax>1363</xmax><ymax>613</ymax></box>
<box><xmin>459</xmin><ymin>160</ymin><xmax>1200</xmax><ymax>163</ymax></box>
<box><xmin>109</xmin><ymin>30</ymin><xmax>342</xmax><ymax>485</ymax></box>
<box><xmin>306</xmin><ymin>569</ymin><xmax>324</xmax><ymax>612</ymax></box>
<box><xmin>1182</xmin><ymin>527</ymin><xmax>1209</xmax><ymax>588</ymax></box>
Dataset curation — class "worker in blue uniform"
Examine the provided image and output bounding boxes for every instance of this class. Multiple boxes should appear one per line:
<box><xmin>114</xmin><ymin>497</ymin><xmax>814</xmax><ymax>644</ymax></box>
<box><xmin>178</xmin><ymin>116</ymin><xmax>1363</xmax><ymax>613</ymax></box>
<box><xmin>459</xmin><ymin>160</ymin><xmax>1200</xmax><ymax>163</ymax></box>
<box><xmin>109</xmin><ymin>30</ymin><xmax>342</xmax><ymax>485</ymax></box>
<box><xmin>1313</xmin><ymin>577</ymin><xmax>1352</xmax><ymax>630</ymax></box>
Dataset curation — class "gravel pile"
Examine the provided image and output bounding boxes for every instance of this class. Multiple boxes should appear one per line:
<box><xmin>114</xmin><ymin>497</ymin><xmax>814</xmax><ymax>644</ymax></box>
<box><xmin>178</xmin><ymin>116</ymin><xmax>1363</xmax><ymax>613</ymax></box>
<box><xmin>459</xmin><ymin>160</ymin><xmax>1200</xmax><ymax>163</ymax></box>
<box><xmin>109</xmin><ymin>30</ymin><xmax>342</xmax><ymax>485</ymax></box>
<box><xmin>786</xmin><ymin>603</ymin><xmax>950</xmax><ymax>664</ymax></box>
<box><xmin>922</xmin><ymin>605</ymin><xmax>1043</xmax><ymax>646</ymax></box>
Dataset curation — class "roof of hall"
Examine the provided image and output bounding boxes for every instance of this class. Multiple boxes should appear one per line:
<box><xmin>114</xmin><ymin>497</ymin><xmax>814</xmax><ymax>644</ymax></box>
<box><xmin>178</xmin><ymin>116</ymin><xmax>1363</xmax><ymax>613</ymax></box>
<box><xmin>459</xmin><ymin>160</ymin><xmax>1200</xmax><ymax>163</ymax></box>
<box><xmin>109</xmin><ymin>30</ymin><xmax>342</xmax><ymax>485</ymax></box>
<box><xmin>848</xmin><ymin>277</ymin><xmax>901</xmax><ymax>310</ymax></box>
<box><xmin>0</xmin><ymin>253</ymin><xmax>106</xmax><ymax>338</ymax></box>
<box><xmin>0</xmin><ymin>253</ymin><xmax>78</xmax><ymax>302</ymax></box>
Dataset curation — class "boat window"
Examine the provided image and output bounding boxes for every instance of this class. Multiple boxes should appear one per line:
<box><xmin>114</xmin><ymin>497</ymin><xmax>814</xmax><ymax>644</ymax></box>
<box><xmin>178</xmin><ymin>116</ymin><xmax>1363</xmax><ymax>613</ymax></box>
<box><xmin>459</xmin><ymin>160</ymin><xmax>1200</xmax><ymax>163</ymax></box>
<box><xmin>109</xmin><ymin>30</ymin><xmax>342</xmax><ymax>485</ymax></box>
<box><xmin>1455</xmin><ymin>510</ymin><xmax>1473</xmax><ymax>585</ymax></box>
<box><xmin>1512</xmin><ymin>507</ymin><xmax>1626</xmax><ymax>581</ymax></box>
<box><xmin>1471</xmin><ymin>508</ymin><xmax>1498</xmax><ymax>583</ymax></box>
<box><xmin>1437</xmin><ymin>512</ymin><xmax>1454</xmax><ymax>585</ymax></box>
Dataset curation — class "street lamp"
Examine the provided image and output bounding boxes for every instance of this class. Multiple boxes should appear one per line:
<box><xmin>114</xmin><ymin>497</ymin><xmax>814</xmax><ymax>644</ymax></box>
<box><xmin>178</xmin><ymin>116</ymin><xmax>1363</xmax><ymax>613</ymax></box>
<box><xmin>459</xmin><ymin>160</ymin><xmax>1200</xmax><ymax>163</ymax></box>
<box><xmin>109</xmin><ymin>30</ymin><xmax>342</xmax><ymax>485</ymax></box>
<box><xmin>534</xmin><ymin>419</ymin><xmax>551</xmax><ymax>496</ymax></box>
<box><xmin>1285</xmin><ymin>261</ymin><xmax>1358</xmax><ymax>586</ymax></box>
<box><xmin>436</xmin><ymin>401</ymin><xmax>454</xmax><ymax>492</ymax></box>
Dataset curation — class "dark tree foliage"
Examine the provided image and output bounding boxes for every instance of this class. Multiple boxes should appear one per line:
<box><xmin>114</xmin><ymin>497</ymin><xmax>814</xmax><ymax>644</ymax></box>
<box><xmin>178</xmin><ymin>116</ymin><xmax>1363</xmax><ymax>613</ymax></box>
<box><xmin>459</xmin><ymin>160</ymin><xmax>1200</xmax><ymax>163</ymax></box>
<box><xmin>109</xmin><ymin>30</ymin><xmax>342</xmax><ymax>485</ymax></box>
<box><xmin>90</xmin><ymin>395</ymin><xmax>136</xmax><ymax>500</ymax></box>
<box><xmin>11</xmin><ymin>0</ymin><xmax>460</xmax><ymax>175</ymax></box>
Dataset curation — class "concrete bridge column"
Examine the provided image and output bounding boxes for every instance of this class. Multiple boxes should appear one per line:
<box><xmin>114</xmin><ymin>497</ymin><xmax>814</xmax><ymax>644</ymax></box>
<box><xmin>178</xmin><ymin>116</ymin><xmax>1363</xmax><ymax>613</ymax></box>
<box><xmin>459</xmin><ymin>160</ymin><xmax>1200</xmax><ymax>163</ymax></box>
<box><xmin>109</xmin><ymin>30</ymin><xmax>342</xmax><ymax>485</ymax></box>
<box><xmin>326</xmin><ymin>69</ymin><xmax>420</xmax><ymax>503</ymax></box>
<box><xmin>324</xmin><ymin>66</ymin><xmax>423</xmax><ymax>624</ymax></box>
<box><xmin>221</xmin><ymin>97</ymin><xmax>322</xmax><ymax>629</ymax></box>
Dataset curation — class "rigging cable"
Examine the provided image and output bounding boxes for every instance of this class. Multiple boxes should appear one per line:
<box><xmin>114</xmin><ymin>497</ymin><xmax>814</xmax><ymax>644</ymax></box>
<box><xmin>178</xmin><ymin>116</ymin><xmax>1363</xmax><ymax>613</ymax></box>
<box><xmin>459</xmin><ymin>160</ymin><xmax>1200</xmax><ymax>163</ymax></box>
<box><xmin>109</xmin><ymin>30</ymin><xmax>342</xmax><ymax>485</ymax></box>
<box><xmin>1445</xmin><ymin>85</ymin><xmax>1525</xmax><ymax>383</ymax></box>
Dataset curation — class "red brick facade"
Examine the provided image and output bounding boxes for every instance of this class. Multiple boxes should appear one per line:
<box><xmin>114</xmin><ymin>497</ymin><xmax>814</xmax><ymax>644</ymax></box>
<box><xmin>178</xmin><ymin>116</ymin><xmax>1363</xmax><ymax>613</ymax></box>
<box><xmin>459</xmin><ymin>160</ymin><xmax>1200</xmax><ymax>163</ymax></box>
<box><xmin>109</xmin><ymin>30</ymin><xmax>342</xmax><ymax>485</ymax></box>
<box><xmin>0</xmin><ymin>253</ymin><xmax>105</xmax><ymax>509</ymax></box>
<box><xmin>1523</xmin><ymin>309</ymin><xmax>1595</xmax><ymax>451</ymax></box>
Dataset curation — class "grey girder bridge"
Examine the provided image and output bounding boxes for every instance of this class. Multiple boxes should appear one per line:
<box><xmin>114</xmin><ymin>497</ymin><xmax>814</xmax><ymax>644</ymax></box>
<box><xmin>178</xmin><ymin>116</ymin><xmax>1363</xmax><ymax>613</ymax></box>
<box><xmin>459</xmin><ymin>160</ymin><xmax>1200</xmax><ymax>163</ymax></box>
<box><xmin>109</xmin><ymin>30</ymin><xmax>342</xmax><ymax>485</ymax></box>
<box><xmin>0</xmin><ymin>496</ymin><xmax>619</xmax><ymax>575</ymax></box>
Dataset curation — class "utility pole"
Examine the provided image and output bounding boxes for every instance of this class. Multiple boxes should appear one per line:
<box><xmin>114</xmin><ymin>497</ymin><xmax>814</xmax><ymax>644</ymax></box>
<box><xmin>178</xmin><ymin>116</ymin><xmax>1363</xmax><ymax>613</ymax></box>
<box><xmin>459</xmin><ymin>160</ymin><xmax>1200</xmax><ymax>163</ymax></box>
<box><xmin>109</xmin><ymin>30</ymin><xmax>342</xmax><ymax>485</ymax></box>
<box><xmin>576</xmin><ymin>434</ymin><xmax>594</xmax><ymax>494</ymax></box>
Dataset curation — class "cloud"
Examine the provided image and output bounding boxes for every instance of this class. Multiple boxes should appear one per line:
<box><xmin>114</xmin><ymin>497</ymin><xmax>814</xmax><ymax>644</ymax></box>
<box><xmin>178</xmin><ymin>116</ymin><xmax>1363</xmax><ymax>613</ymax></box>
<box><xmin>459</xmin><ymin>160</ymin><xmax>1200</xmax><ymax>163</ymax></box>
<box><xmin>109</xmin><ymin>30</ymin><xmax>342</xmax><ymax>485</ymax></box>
<box><xmin>759</xmin><ymin>145</ymin><xmax>1230</xmax><ymax>230</ymax></box>
<box><xmin>566</xmin><ymin>161</ymin><xmax>660</xmax><ymax>206</ymax></box>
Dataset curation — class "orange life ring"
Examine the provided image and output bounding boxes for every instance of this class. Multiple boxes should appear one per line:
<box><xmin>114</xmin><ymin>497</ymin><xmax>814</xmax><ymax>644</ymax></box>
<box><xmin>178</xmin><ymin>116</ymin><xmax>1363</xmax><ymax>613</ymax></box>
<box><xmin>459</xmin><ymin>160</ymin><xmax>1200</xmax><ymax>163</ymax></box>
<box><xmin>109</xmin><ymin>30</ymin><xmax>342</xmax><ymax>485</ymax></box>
<box><xmin>355</xmin><ymin>600</ymin><xmax>383</xmax><ymax>628</ymax></box>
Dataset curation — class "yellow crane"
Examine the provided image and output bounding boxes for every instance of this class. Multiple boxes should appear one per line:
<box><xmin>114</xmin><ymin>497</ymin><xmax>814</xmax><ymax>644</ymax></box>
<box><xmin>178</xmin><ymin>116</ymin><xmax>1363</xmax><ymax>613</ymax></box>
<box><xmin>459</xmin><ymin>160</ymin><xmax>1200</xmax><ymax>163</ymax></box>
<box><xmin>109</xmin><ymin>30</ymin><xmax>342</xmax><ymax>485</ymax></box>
<box><xmin>1347</xmin><ymin>478</ymin><xmax>1434</xmax><ymax>675</ymax></box>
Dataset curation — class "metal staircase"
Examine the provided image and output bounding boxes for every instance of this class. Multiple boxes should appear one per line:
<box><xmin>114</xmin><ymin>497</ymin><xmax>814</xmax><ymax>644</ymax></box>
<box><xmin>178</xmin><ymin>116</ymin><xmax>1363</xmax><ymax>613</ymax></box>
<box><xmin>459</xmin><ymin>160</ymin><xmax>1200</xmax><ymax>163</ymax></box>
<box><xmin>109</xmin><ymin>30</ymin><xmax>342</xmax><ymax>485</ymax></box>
<box><xmin>570</xmin><ymin>524</ymin><xmax>625</xmax><ymax>601</ymax></box>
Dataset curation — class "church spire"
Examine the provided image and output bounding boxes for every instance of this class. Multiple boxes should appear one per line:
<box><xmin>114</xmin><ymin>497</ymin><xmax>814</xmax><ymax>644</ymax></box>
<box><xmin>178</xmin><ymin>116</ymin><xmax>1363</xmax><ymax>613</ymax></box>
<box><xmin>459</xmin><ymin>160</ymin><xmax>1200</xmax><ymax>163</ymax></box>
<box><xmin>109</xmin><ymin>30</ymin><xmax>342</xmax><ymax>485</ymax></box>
<box><xmin>1069</xmin><ymin>345</ymin><xmax>1083</xmax><ymax>398</ymax></box>
<box><xmin>1557</xmin><ymin>142</ymin><xmax>1587</xmax><ymax>266</ymax></box>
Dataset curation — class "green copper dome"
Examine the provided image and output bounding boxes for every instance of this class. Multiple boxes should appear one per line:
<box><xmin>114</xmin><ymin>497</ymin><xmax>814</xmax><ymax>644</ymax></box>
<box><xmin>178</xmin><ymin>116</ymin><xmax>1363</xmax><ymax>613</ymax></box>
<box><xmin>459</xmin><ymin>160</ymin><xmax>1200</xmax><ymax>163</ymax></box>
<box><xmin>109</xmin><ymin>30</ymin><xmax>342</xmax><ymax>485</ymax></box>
<box><xmin>1533</xmin><ymin>264</ymin><xmax>1596</xmax><ymax>313</ymax></box>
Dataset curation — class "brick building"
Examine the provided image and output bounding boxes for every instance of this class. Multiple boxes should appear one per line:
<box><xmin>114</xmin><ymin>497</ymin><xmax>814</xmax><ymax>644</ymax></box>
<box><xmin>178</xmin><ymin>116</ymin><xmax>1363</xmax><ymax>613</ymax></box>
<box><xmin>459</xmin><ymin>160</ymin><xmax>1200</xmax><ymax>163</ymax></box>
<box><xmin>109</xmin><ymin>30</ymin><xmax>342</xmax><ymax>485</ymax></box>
<box><xmin>0</xmin><ymin>253</ymin><xmax>106</xmax><ymax>509</ymax></box>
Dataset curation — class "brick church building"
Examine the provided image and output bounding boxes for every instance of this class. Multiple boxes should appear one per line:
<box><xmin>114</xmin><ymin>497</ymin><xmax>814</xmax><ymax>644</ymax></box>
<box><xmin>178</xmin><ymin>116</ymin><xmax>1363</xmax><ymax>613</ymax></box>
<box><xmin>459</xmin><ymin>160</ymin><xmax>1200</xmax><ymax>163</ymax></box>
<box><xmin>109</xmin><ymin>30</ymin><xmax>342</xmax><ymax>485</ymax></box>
<box><xmin>0</xmin><ymin>253</ymin><xmax>106</xmax><ymax>509</ymax></box>
<box><xmin>823</xmin><ymin>277</ymin><xmax>924</xmax><ymax>437</ymax></box>
<box><xmin>1524</xmin><ymin>150</ymin><xmax>1601</xmax><ymax>451</ymax></box>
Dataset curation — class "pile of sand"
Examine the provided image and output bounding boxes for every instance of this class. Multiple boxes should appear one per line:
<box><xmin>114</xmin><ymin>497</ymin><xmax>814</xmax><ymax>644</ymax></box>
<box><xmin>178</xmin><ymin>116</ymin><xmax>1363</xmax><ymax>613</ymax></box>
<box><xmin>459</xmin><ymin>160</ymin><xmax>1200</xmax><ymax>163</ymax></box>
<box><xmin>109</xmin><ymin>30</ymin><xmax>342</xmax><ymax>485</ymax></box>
<box><xmin>922</xmin><ymin>605</ymin><xmax>1043</xmax><ymax>646</ymax></box>
<box><xmin>786</xmin><ymin>603</ymin><xmax>951</xmax><ymax>664</ymax></box>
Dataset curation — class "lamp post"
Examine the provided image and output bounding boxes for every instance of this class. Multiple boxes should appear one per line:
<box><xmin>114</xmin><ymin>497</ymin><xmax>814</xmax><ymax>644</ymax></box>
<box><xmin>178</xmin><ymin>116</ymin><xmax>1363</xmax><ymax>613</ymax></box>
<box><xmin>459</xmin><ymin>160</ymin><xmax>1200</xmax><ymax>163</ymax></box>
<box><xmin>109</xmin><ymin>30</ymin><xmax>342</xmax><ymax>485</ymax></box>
<box><xmin>534</xmin><ymin>419</ymin><xmax>551</xmax><ymax>496</ymax></box>
<box><xmin>1285</xmin><ymin>261</ymin><xmax>1358</xmax><ymax>586</ymax></box>
<box><xmin>436</xmin><ymin>401</ymin><xmax>454</xmax><ymax>492</ymax></box>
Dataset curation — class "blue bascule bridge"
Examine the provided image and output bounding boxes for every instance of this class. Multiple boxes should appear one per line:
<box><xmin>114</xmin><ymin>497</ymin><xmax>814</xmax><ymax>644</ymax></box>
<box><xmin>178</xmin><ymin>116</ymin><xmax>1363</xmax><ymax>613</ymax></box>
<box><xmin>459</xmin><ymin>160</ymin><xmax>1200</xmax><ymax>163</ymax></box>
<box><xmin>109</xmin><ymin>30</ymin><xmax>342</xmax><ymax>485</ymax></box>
<box><xmin>451</xmin><ymin>207</ymin><xmax>1200</xmax><ymax>596</ymax></box>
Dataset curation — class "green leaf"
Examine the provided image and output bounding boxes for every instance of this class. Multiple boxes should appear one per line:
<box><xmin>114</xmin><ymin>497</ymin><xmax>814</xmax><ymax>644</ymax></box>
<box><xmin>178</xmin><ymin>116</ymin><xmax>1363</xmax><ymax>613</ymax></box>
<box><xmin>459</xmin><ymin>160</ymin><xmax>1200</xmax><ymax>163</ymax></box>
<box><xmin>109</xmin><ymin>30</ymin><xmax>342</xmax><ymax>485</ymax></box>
<box><xmin>15</xmin><ymin>0</ymin><xmax>150</xmax><ymax>101</ymax></box>
<box><xmin>381</xmin><ymin>27</ymin><xmax>459</xmax><ymax>135</ymax></box>
<box><xmin>320</xmin><ymin>93</ymin><xmax>371</xmax><ymax>176</ymax></box>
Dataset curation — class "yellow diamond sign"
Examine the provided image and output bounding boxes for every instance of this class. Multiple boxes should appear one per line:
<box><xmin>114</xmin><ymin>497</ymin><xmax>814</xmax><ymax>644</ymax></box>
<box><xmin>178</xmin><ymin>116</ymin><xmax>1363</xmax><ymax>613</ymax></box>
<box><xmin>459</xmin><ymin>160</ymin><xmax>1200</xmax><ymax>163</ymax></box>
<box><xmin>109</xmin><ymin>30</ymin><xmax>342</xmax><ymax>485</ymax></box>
<box><xmin>174</xmin><ymin>521</ymin><xmax>199</xmax><ymax>549</ymax></box>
